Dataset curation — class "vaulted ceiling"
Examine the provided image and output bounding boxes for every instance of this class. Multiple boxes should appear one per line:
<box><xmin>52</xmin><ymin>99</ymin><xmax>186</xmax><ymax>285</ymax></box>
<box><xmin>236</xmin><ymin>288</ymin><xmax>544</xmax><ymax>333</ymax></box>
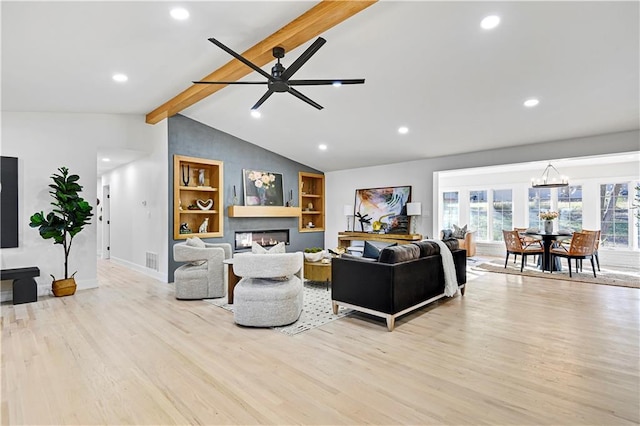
<box><xmin>2</xmin><ymin>1</ymin><xmax>638</xmax><ymax>173</ymax></box>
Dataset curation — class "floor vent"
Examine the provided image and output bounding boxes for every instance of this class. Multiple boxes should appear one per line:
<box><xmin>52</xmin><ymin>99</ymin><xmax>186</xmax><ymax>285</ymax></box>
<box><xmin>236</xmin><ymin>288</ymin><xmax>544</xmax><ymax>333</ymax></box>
<box><xmin>145</xmin><ymin>252</ymin><xmax>159</xmax><ymax>271</ymax></box>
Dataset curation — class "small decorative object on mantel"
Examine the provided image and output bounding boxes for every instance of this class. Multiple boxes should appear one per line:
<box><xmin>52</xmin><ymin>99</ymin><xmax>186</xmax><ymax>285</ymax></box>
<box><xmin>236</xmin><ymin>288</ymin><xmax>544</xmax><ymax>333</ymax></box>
<box><xmin>232</xmin><ymin>185</ymin><xmax>239</xmax><ymax>206</ymax></box>
<box><xmin>196</xmin><ymin>198</ymin><xmax>213</xmax><ymax>210</ymax></box>
<box><xmin>199</xmin><ymin>218</ymin><xmax>209</xmax><ymax>233</ymax></box>
<box><xmin>539</xmin><ymin>211</ymin><xmax>559</xmax><ymax>234</ymax></box>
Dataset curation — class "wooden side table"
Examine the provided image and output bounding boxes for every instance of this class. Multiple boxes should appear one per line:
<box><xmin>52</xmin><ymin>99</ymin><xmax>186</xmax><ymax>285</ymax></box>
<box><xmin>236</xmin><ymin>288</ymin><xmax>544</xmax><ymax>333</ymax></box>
<box><xmin>223</xmin><ymin>259</ymin><xmax>240</xmax><ymax>304</ymax></box>
<box><xmin>304</xmin><ymin>260</ymin><xmax>332</xmax><ymax>290</ymax></box>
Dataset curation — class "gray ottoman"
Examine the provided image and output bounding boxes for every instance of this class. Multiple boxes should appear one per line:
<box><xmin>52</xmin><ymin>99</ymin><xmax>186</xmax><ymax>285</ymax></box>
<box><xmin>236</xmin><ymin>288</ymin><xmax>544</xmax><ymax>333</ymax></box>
<box><xmin>233</xmin><ymin>277</ymin><xmax>303</xmax><ymax>327</ymax></box>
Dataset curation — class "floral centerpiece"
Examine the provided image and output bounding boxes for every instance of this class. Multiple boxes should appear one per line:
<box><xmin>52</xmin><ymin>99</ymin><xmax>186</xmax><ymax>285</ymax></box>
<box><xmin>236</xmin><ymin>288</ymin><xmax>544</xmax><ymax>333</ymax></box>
<box><xmin>539</xmin><ymin>211</ymin><xmax>558</xmax><ymax>233</ymax></box>
<box><xmin>539</xmin><ymin>211</ymin><xmax>559</xmax><ymax>220</ymax></box>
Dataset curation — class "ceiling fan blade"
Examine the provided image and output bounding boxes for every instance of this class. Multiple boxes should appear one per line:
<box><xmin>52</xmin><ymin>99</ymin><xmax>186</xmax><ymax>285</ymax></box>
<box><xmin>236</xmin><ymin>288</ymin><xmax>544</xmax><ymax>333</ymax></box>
<box><xmin>193</xmin><ymin>81</ymin><xmax>268</xmax><ymax>85</ymax></box>
<box><xmin>287</xmin><ymin>88</ymin><xmax>323</xmax><ymax>110</ymax></box>
<box><xmin>287</xmin><ymin>79</ymin><xmax>365</xmax><ymax>86</ymax></box>
<box><xmin>280</xmin><ymin>37</ymin><xmax>327</xmax><ymax>81</ymax></box>
<box><xmin>208</xmin><ymin>37</ymin><xmax>273</xmax><ymax>81</ymax></box>
<box><xmin>251</xmin><ymin>90</ymin><xmax>275</xmax><ymax>110</ymax></box>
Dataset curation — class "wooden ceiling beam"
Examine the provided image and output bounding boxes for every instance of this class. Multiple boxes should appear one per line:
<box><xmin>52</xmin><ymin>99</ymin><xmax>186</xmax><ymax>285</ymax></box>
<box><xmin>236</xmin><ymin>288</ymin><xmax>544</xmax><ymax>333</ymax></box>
<box><xmin>145</xmin><ymin>0</ymin><xmax>377</xmax><ymax>124</ymax></box>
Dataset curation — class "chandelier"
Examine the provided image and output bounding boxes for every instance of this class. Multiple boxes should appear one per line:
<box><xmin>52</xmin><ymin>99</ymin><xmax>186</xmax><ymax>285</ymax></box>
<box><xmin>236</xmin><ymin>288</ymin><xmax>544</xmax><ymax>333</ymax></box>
<box><xmin>531</xmin><ymin>163</ymin><xmax>569</xmax><ymax>188</ymax></box>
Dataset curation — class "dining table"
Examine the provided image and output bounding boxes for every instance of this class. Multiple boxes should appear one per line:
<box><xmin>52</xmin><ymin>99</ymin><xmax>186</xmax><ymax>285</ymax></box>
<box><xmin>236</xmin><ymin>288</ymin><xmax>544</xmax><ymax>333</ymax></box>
<box><xmin>524</xmin><ymin>231</ymin><xmax>573</xmax><ymax>272</ymax></box>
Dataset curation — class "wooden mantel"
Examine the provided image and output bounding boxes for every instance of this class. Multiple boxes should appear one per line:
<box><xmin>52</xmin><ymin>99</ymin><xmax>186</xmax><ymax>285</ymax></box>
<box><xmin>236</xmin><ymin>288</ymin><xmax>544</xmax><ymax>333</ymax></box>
<box><xmin>145</xmin><ymin>0</ymin><xmax>377</xmax><ymax>124</ymax></box>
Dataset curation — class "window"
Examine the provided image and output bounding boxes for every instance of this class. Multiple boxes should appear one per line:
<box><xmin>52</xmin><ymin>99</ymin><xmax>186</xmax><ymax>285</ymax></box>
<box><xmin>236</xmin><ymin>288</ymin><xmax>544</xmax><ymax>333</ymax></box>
<box><xmin>442</xmin><ymin>191</ymin><xmax>459</xmax><ymax>230</ymax></box>
<box><xmin>558</xmin><ymin>185</ymin><xmax>582</xmax><ymax>230</ymax></box>
<box><xmin>492</xmin><ymin>189</ymin><xmax>512</xmax><ymax>241</ymax></box>
<box><xmin>528</xmin><ymin>188</ymin><xmax>551</xmax><ymax>229</ymax></box>
<box><xmin>600</xmin><ymin>183</ymin><xmax>629</xmax><ymax>248</ymax></box>
<box><xmin>469</xmin><ymin>190</ymin><xmax>488</xmax><ymax>240</ymax></box>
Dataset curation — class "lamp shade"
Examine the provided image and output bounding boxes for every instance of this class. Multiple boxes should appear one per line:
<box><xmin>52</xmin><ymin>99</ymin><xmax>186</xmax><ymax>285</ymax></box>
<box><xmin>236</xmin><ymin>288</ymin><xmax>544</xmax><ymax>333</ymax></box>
<box><xmin>406</xmin><ymin>202</ymin><xmax>421</xmax><ymax>216</ymax></box>
<box><xmin>343</xmin><ymin>205</ymin><xmax>353</xmax><ymax>216</ymax></box>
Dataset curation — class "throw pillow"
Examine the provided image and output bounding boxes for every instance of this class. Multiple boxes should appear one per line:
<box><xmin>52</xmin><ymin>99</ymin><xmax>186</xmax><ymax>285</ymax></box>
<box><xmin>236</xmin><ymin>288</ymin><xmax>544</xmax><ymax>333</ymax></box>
<box><xmin>186</xmin><ymin>236</ymin><xmax>206</xmax><ymax>248</ymax></box>
<box><xmin>252</xmin><ymin>241</ymin><xmax>286</xmax><ymax>254</ymax></box>
<box><xmin>452</xmin><ymin>224</ymin><xmax>468</xmax><ymax>239</ymax></box>
<box><xmin>441</xmin><ymin>229</ymin><xmax>453</xmax><ymax>240</ymax></box>
<box><xmin>362</xmin><ymin>241</ymin><xmax>398</xmax><ymax>260</ymax></box>
<box><xmin>185</xmin><ymin>237</ymin><xmax>206</xmax><ymax>266</ymax></box>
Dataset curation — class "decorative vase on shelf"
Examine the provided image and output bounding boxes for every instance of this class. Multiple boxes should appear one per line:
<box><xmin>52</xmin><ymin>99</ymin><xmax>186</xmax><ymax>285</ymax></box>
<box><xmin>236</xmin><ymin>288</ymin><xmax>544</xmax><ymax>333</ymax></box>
<box><xmin>544</xmin><ymin>220</ymin><xmax>554</xmax><ymax>234</ymax></box>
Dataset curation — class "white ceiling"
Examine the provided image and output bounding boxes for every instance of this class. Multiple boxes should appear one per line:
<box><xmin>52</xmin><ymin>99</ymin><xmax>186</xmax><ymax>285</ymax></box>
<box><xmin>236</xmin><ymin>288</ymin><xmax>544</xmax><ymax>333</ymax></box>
<box><xmin>2</xmin><ymin>1</ymin><xmax>639</xmax><ymax>174</ymax></box>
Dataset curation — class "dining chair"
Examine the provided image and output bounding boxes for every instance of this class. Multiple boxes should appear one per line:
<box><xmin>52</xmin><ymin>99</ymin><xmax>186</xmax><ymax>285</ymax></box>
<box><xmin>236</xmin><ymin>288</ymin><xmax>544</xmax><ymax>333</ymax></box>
<box><xmin>503</xmin><ymin>230</ymin><xmax>545</xmax><ymax>272</ymax></box>
<box><xmin>558</xmin><ymin>229</ymin><xmax>601</xmax><ymax>272</ymax></box>
<box><xmin>513</xmin><ymin>227</ymin><xmax>543</xmax><ymax>264</ymax></box>
<box><xmin>549</xmin><ymin>231</ymin><xmax>598</xmax><ymax>278</ymax></box>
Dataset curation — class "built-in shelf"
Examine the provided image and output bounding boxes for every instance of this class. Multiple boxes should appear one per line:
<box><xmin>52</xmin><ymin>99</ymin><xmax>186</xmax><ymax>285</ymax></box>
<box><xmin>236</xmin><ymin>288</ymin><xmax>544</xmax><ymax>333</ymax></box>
<box><xmin>227</xmin><ymin>205</ymin><xmax>302</xmax><ymax>218</ymax></box>
<box><xmin>299</xmin><ymin>172</ymin><xmax>325</xmax><ymax>232</ymax></box>
<box><xmin>173</xmin><ymin>155</ymin><xmax>224</xmax><ymax>239</ymax></box>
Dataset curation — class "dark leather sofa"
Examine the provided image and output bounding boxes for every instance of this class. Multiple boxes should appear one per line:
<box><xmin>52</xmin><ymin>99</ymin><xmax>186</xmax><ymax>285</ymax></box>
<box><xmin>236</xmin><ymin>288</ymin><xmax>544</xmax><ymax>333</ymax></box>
<box><xmin>331</xmin><ymin>240</ymin><xmax>466</xmax><ymax>331</ymax></box>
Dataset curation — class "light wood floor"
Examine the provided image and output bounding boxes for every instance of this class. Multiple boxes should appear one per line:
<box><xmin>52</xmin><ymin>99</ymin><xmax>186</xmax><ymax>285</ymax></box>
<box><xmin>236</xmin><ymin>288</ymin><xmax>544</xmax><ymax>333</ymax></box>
<box><xmin>2</xmin><ymin>260</ymin><xmax>639</xmax><ymax>425</ymax></box>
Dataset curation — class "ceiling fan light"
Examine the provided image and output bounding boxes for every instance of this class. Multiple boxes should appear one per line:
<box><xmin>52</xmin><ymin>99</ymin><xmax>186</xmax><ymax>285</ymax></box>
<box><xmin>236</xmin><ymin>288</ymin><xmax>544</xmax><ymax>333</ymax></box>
<box><xmin>250</xmin><ymin>109</ymin><xmax>261</xmax><ymax>118</ymax></box>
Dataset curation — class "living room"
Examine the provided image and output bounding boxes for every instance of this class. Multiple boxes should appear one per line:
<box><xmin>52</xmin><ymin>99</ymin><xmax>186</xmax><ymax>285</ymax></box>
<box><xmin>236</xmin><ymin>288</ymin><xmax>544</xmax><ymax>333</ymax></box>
<box><xmin>1</xmin><ymin>1</ymin><xmax>639</xmax><ymax>424</ymax></box>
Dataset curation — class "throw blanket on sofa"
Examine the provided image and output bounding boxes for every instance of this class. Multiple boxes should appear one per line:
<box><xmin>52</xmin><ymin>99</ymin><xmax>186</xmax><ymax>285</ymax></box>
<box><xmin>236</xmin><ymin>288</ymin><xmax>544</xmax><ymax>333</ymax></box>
<box><xmin>424</xmin><ymin>239</ymin><xmax>458</xmax><ymax>297</ymax></box>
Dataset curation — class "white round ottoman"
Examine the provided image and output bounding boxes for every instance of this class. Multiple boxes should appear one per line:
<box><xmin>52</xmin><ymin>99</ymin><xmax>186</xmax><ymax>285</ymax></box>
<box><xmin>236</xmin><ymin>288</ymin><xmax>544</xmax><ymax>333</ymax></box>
<box><xmin>233</xmin><ymin>277</ymin><xmax>303</xmax><ymax>327</ymax></box>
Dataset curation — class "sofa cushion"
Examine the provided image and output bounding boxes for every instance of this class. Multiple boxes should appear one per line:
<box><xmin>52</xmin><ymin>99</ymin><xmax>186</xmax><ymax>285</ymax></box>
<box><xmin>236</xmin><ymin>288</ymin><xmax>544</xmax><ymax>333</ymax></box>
<box><xmin>341</xmin><ymin>253</ymin><xmax>378</xmax><ymax>262</ymax></box>
<box><xmin>378</xmin><ymin>244</ymin><xmax>420</xmax><ymax>264</ymax></box>
<box><xmin>363</xmin><ymin>241</ymin><xmax>397</xmax><ymax>259</ymax></box>
<box><xmin>442</xmin><ymin>239</ymin><xmax>459</xmax><ymax>251</ymax></box>
<box><xmin>441</xmin><ymin>229</ymin><xmax>453</xmax><ymax>239</ymax></box>
<box><xmin>412</xmin><ymin>240</ymin><xmax>440</xmax><ymax>257</ymax></box>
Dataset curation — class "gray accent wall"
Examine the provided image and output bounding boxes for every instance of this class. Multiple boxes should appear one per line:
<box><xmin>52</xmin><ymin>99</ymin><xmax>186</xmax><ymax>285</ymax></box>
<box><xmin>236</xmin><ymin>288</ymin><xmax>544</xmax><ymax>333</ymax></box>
<box><xmin>168</xmin><ymin>114</ymin><xmax>324</xmax><ymax>281</ymax></box>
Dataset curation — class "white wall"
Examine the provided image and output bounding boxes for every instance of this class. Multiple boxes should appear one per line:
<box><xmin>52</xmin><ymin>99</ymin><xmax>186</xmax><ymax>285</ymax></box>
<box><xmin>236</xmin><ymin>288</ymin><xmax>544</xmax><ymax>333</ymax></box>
<box><xmin>1</xmin><ymin>112</ymin><xmax>164</xmax><ymax>299</ymax></box>
<box><xmin>325</xmin><ymin>130</ymin><xmax>640</xmax><ymax>261</ymax></box>
<box><xmin>100</xmin><ymin>125</ymin><xmax>168</xmax><ymax>282</ymax></box>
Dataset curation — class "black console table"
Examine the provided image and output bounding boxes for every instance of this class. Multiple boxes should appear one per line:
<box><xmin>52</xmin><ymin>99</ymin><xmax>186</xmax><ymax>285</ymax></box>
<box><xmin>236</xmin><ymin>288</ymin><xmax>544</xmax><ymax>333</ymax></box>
<box><xmin>0</xmin><ymin>267</ymin><xmax>40</xmax><ymax>305</ymax></box>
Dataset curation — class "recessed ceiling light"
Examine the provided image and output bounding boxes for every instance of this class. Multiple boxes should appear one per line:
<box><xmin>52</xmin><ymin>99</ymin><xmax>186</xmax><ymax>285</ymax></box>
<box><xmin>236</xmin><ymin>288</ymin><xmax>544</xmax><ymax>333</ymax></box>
<box><xmin>398</xmin><ymin>126</ymin><xmax>409</xmax><ymax>134</ymax></box>
<box><xmin>524</xmin><ymin>98</ymin><xmax>540</xmax><ymax>107</ymax></box>
<box><xmin>102</xmin><ymin>158</ymin><xmax>111</xmax><ymax>162</ymax></box>
<box><xmin>481</xmin><ymin>15</ymin><xmax>500</xmax><ymax>30</ymax></box>
<box><xmin>318</xmin><ymin>144</ymin><xmax>328</xmax><ymax>151</ymax></box>
<box><xmin>332</xmin><ymin>81</ymin><xmax>342</xmax><ymax>87</ymax></box>
<box><xmin>112</xmin><ymin>73</ymin><xmax>128</xmax><ymax>83</ymax></box>
<box><xmin>250</xmin><ymin>109</ymin><xmax>261</xmax><ymax>118</ymax></box>
<box><xmin>170</xmin><ymin>8</ymin><xmax>189</xmax><ymax>20</ymax></box>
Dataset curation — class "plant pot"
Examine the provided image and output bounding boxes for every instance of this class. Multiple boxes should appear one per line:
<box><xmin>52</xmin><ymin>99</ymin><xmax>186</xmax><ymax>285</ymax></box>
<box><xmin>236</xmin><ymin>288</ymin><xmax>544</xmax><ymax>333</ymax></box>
<box><xmin>52</xmin><ymin>277</ymin><xmax>76</xmax><ymax>297</ymax></box>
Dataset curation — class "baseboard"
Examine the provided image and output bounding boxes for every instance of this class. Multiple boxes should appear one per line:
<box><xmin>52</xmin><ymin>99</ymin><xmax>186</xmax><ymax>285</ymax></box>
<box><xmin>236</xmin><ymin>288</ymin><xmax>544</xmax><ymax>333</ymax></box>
<box><xmin>109</xmin><ymin>257</ymin><xmax>168</xmax><ymax>283</ymax></box>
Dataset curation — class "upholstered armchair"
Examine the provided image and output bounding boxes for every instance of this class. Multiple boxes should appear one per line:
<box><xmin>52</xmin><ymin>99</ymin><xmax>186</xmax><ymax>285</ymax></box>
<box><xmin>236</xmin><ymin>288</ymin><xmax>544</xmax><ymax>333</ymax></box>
<box><xmin>232</xmin><ymin>252</ymin><xmax>304</xmax><ymax>327</ymax></box>
<box><xmin>441</xmin><ymin>226</ymin><xmax>476</xmax><ymax>257</ymax></box>
<box><xmin>173</xmin><ymin>238</ymin><xmax>232</xmax><ymax>299</ymax></box>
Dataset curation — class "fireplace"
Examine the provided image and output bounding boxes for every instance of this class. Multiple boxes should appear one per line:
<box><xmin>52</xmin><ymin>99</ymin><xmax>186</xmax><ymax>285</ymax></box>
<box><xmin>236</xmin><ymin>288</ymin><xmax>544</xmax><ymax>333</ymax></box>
<box><xmin>234</xmin><ymin>229</ymin><xmax>290</xmax><ymax>252</ymax></box>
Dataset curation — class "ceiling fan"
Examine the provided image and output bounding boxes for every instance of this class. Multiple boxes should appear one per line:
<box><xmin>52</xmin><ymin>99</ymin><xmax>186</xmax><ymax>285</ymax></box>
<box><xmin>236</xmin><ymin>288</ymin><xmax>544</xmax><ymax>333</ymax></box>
<box><xmin>193</xmin><ymin>37</ymin><xmax>365</xmax><ymax>111</ymax></box>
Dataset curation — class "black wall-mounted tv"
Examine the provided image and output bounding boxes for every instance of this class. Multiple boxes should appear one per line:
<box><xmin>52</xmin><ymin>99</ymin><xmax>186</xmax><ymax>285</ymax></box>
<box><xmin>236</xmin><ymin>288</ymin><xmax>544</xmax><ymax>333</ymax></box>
<box><xmin>1</xmin><ymin>156</ymin><xmax>19</xmax><ymax>248</ymax></box>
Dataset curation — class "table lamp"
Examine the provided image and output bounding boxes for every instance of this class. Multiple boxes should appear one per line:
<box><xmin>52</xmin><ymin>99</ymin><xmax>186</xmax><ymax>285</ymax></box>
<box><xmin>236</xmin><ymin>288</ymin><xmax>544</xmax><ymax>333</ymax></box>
<box><xmin>343</xmin><ymin>205</ymin><xmax>353</xmax><ymax>231</ymax></box>
<box><xmin>406</xmin><ymin>202</ymin><xmax>421</xmax><ymax>235</ymax></box>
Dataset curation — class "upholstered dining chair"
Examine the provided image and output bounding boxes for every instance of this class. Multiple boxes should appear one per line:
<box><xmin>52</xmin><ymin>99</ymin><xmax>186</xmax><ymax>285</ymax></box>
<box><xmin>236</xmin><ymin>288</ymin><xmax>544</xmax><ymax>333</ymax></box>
<box><xmin>549</xmin><ymin>231</ymin><xmax>598</xmax><ymax>278</ymax></box>
<box><xmin>173</xmin><ymin>237</ymin><xmax>232</xmax><ymax>299</ymax></box>
<box><xmin>503</xmin><ymin>230</ymin><xmax>545</xmax><ymax>272</ymax></box>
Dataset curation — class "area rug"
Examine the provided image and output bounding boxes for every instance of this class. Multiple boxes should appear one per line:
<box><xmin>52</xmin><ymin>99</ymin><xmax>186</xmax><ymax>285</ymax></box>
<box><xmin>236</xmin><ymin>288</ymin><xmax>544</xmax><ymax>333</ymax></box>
<box><xmin>473</xmin><ymin>259</ymin><xmax>640</xmax><ymax>289</ymax></box>
<box><xmin>205</xmin><ymin>282</ymin><xmax>353</xmax><ymax>336</ymax></box>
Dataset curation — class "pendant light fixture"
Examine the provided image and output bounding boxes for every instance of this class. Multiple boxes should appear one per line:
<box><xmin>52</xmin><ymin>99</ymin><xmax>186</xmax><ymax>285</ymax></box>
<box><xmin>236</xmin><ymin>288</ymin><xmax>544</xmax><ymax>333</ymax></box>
<box><xmin>531</xmin><ymin>163</ymin><xmax>569</xmax><ymax>188</ymax></box>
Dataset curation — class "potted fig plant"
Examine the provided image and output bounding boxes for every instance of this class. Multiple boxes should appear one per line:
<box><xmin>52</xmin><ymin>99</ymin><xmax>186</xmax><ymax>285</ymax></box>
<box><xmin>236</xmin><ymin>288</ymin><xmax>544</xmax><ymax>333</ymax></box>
<box><xmin>29</xmin><ymin>166</ymin><xmax>93</xmax><ymax>296</ymax></box>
